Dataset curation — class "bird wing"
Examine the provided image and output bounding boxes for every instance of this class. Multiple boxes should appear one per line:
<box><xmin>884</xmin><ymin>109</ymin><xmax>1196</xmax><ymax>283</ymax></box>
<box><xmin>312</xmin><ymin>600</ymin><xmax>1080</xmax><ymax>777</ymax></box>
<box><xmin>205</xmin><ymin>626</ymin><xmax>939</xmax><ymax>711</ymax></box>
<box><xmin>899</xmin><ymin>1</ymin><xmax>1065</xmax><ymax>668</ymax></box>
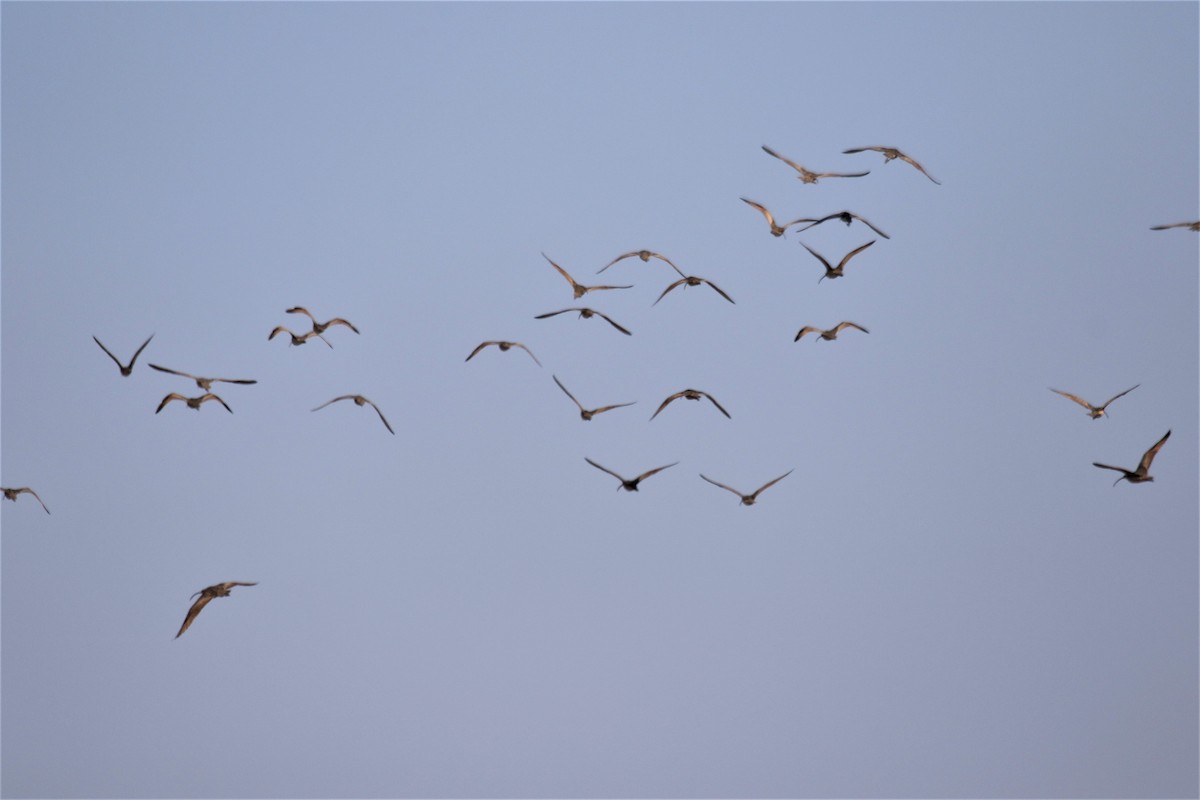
<box><xmin>597</xmin><ymin>252</ymin><xmax>636</xmax><ymax>274</ymax></box>
<box><xmin>834</xmin><ymin>322</ymin><xmax>869</xmax><ymax>335</ymax></box>
<box><xmin>534</xmin><ymin>309</ymin><xmax>573</xmax><ymax>319</ymax></box>
<box><xmin>92</xmin><ymin>336</ymin><xmax>123</xmax><ymax>368</ymax></box>
<box><xmin>543</xmin><ymin>252</ymin><xmax>580</xmax><ymax>290</ymax></box>
<box><xmin>1091</xmin><ymin>462</ymin><xmax>1127</xmax><ymax>473</ymax></box>
<box><xmin>214</xmin><ymin>377</ymin><xmax>257</xmax><ymax>385</ymax></box>
<box><xmin>202</xmin><ymin>393</ymin><xmax>233</xmax><ymax>413</ymax></box>
<box><xmin>794</xmin><ymin>326</ymin><xmax>820</xmax><ymax>341</ymax></box>
<box><xmin>1150</xmin><ymin>221</ymin><xmax>1200</xmax><ymax>230</ymax></box>
<box><xmin>841</xmin><ymin>147</ymin><xmax>881</xmax><ymax>155</ymax></box>
<box><xmin>700</xmin><ymin>474</ymin><xmax>745</xmax><ymax>499</ymax></box>
<box><xmin>761</xmin><ymin>144</ymin><xmax>807</xmax><ymax>175</ymax></box>
<box><xmin>1050</xmin><ymin>388</ymin><xmax>1094</xmax><ymax>410</ymax></box>
<box><xmin>653</xmin><ymin>278</ymin><xmax>687</xmax><ymax>306</ymax></box>
<box><xmin>589</xmin><ymin>283</ymin><xmax>634</xmax><ymax>292</ymax></box>
<box><xmin>156</xmin><ymin>393</ymin><xmax>187</xmax><ymax>413</ymax></box>
<box><xmin>16</xmin><ymin>488</ymin><xmax>50</xmax><ymax>514</ymax></box>
<box><xmin>312</xmin><ymin>395</ymin><xmax>355</xmax><ymax>412</ymax></box>
<box><xmin>740</xmin><ymin>197</ymin><xmax>776</xmax><ymax>226</ymax></box>
<box><xmin>851</xmin><ymin>214</ymin><xmax>891</xmax><ymax>239</ymax></box>
<box><xmin>220</xmin><ymin>581</ymin><xmax>259</xmax><ymax>590</ymax></box>
<box><xmin>650</xmin><ymin>392</ymin><xmax>684</xmax><ymax>419</ymax></box>
<box><xmin>268</xmin><ymin>326</ymin><xmax>292</xmax><ymax>340</ymax></box>
<box><xmin>648</xmin><ymin>252</ymin><xmax>685</xmax><ymax>278</ymax></box>
<box><xmin>368</xmin><ymin>401</ymin><xmax>395</xmax><ymax>435</ymax></box>
<box><xmin>584</xmin><ymin>457</ymin><xmax>627</xmax><ymax>483</ymax></box>
<box><xmin>1138</xmin><ymin>430</ymin><xmax>1171</xmax><ymax>473</ymax></box>
<box><xmin>326</xmin><ymin>318</ymin><xmax>359</xmax><ymax>334</ymax></box>
<box><xmin>175</xmin><ymin>594</ymin><xmax>215</xmax><ymax>638</ymax></box>
<box><xmin>465</xmin><ymin>342</ymin><xmax>498</xmax><ymax>362</ymax></box>
<box><xmin>635</xmin><ymin>462</ymin><xmax>679</xmax><ymax>482</ymax></box>
<box><xmin>814</xmin><ymin>170</ymin><xmax>870</xmax><ymax>179</ymax></box>
<box><xmin>552</xmin><ymin>376</ymin><xmax>583</xmax><ymax>409</ymax></box>
<box><xmin>591</xmin><ymin>401</ymin><xmax>636</xmax><ymax>415</ymax></box>
<box><xmin>899</xmin><ymin>153</ymin><xmax>941</xmax><ymax>184</ymax></box>
<box><xmin>149</xmin><ymin>363</ymin><xmax>197</xmax><ymax>380</ymax></box>
<box><xmin>130</xmin><ymin>334</ymin><xmax>154</xmax><ymax>367</ymax></box>
<box><xmin>701</xmin><ymin>279</ymin><xmax>735</xmax><ymax>305</ymax></box>
<box><xmin>594</xmin><ymin>311</ymin><xmax>632</xmax><ymax>335</ymax></box>
<box><xmin>837</xmin><ymin>240</ymin><xmax>876</xmax><ymax>270</ymax></box>
<box><xmin>702</xmin><ymin>392</ymin><xmax>732</xmax><ymax>418</ymax></box>
<box><xmin>1099</xmin><ymin>384</ymin><xmax>1139</xmax><ymax>410</ymax></box>
<box><xmin>752</xmin><ymin>469</ymin><xmax>794</xmax><ymax>497</ymax></box>
<box><xmin>799</xmin><ymin>243</ymin><xmax>834</xmax><ymax>273</ymax></box>
<box><xmin>286</xmin><ymin>306</ymin><xmax>317</xmax><ymax>321</ymax></box>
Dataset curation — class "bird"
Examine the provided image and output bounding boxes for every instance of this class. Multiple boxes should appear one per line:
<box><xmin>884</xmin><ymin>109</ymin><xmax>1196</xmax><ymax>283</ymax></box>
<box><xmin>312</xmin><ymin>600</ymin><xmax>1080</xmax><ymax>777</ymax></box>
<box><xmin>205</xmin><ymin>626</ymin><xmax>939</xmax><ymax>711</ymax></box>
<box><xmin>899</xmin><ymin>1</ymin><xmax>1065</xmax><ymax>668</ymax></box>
<box><xmin>311</xmin><ymin>395</ymin><xmax>395</xmax><ymax>434</ymax></box>
<box><xmin>650</xmin><ymin>389</ymin><xmax>731</xmax><ymax>420</ymax></box>
<box><xmin>2</xmin><ymin>487</ymin><xmax>50</xmax><ymax>514</ymax></box>
<box><xmin>796</xmin><ymin>210</ymin><xmax>891</xmax><ymax>240</ymax></box>
<box><xmin>794</xmin><ymin>322</ymin><xmax>869</xmax><ymax>342</ymax></box>
<box><xmin>653</xmin><ymin>275</ymin><xmax>735</xmax><ymax>306</ymax></box>
<box><xmin>800</xmin><ymin>240</ymin><xmax>876</xmax><ymax>282</ymax></box>
<box><xmin>1093</xmin><ymin>430</ymin><xmax>1171</xmax><ymax>486</ymax></box>
<box><xmin>175</xmin><ymin>581</ymin><xmax>258</xmax><ymax>639</ymax></box>
<box><xmin>1050</xmin><ymin>385</ymin><xmax>1139</xmax><ymax>419</ymax></box>
<box><xmin>700</xmin><ymin>470</ymin><xmax>794</xmax><ymax>506</ymax></box>
<box><xmin>543</xmin><ymin>253</ymin><xmax>632</xmax><ymax>299</ymax></box>
<box><xmin>465</xmin><ymin>340</ymin><xmax>542</xmax><ymax>367</ymax></box>
<box><xmin>1149</xmin><ymin>221</ymin><xmax>1200</xmax><ymax>231</ymax></box>
<box><xmin>842</xmin><ymin>146</ymin><xmax>941</xmax><ymax>185</ymax></box>
<box><xmin>584</xmin><ymin>457</ymin><xmax>678</xmax><ymax>492</ymax></box>
<box><xmin>739</xmin><ymin>198</ymin><xmax>815</xmax><ymax>237</ymax></box>
<box><xmin>148</xmin><ymin>364</ymin><xmax>257</xmax><ymax>391</ymax></box>
<box><xmin>598</xmin><ymin>250</ymin><xmax>685</xmax><ymax>277</ymax></box>
<box><xmin>761</xmin><ymin>144</ymin><xmax>869</xmax><ymax>184</ymax></box>
<box><xmin>93</xmin><ymin>334</ymin><xmax>153</xmax><ymax>376</ymax></box>
<box><xmin>156</xmin><ymin>392</ymin><xmax>233</xmax><ymax>413</ymax></box>
<box><xmin>534</xmin><ymin>307</ymin><xmax>632</xmax><ymax>336</ymax></box>
<box><xmin>553</xmin><ymin>375</ymin><xmax>636</xmax><ymax>421</ymax></box>
<box><xmin>285</xmin><ymin>306</ymin><xmax>360</xmax><ymax>334</ymax></box>
<box><xmin>268</xmin><ymin>326</ymin><xmax>332</xmax><ymax>348</ymax></box>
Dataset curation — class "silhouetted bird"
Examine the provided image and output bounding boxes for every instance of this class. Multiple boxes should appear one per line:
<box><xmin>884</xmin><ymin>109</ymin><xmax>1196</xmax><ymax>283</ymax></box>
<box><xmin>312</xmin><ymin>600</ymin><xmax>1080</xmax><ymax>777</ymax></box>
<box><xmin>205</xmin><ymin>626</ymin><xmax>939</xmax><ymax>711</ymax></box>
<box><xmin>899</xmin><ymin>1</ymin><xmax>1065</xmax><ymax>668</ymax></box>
<box><xmin>651</xmin><ymin>389</ymin><xmax>731</xmax><ymax>420</ymax></box>
<box><xmin>1050</xmin><ymin>385</ymin><xmax>1139</xmax><ymax>419</ymax></box>
<box><xmin>286</xmin><ymin>306</ymin><xmax>359</xmax><ymax>334</ymax></box>
<box><xmin>149</xmin><ymin>364</ymin><xmax>257</xmax><ymax>391</ymax></box>
<box><xmin>598</xmin><ymin>250</ymin><xmax>684</xmax><ymax>277</ymax></box>
<box><xmin>269</xmin><ymin>326</ymin><xmax>332</xmax><ymax>348</ymax></box>
<box><xmin>653</xmin><ymin>275</ymin><xmax>735</xmax><ymax>306</ymax></box>
<box><xmin>800</xmin><ymin>240</ymin><xmax>876</xmax><ymax>283</ymax></box>
<box><xmin>740</xmin><ymin>197</ymin><xmax>814</xmax><ymax>237</ymax></box>
<box><xmin>156</xmin><ymin>393</ymin><xmax>233</xmax><ymax>413</ymax></box>
<box><xmin>535</xmin><ymin>307</ymin><xmax>632</xmax><ymax>335</ymax></box>
<box><xmin>584</xmin><ymin>458</ymin><xmax>678</xmax><ymax>492</ymax></box>
<box><xmin>842</xmin><ymin>146</ymin><xmax>941</xmax><ymax>184</ymax></box>
<box><xmin>761</xmin><ymin>145</ymin><xmax>869</xmax><ymax>184</ymax></box>
<box><xmin>465</xmin><ymin>340</ymin><xmax>542</xmax><ymax>367</ymax></box>
<box><xmin>311</xmin><ymin>394</ymin><xmax>394</xmax><ymax>435</ymax></box>
<box><xmin>553</xmin><ymin>376</ymin><xmax>636</xmax><ymax>421</ymax></box>
<box><xmin>1093</xmin><ymin>430</ymin><xmax>1171</xmax><ymax>486</ymax></box>
<box><xmin>794</xmin><ymin>322</ymin><xmax>869</xmax><ymax>342</ymax></box>
<box><xmin>93</xmin><ymin>334</ymin><xmax>153</xmax><ymax>376</ymax></box>
<box><xmin>699</xmin><ymin>470</ymin><xmax>794</xmax><ymax>506</ymax></box>
<box><xmin>543</xmin><ymin>253</ymin><xmax>632</xmax><ymax>299</ymax></box>
<box><xmin>797</xmin><ymin>210</ymin><xmax>891</xmax><ymax>240</ymax></box>
<box><xmin>175</xmin><ymin>582</ymin><xmax>258</xmax><ymax>639</ymax></box>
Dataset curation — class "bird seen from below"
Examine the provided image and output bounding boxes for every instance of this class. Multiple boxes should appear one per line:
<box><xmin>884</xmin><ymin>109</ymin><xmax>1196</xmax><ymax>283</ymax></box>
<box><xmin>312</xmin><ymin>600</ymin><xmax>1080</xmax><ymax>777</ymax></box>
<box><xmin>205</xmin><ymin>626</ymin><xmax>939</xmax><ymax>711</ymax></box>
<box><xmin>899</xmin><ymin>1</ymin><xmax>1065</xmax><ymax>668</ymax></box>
<box><xmin>795</xmin><ymin>322</ymin><xmax>870</xmax><ymax>342</ymax></box>
<box><xmin>653</xmin><ymin>275</ymin><xmax>735</xmax><ymax>306</ymax></box>
<box><xmin>535</xmin><ymin>307</ymin><xmax>632</xmax><ymax>336</ymax></box>
<box><xmin>269</xmin><ymin>326</ymin><xmax>332</xmax><ymax>348</ymax></box>
<box><xmin>842</xmin><ymin>145</ymin><xmax>941</xmax><ymax>185</ymax></box>
<box><xmin>552</xmin><ymin>375</ymin><xmax>636</xmax><ymax>421</ymax></box>
<box><xmin>156</xmin><ymin>392</ymin><xmax>233</xmax><ymax>414</ymax></box>
<box><xmin>699</xmin><ymin>470</ymin><xmax>794</xmax><ymax>506</ymax></box>
<box><xmin>1093</xmin><ymin>430</ymin><xmax>1171</xmax><ymax>486</ymax></box>
<box><xmin>739</xmin><ymin>197</ymin><xmax>814</xmax><ymax>238</ymax></box>
<box><xmin>798</xmin><ymin>210</ymin><xmax>891</xmax><ymax>240</ymax></box>
<box><xmin>465</xmin><ymin>340</ymin><xmax>542</xmax><ymax>367</ymax></box>
<box><xmin>800</xmin><ymin>240</ymin><xmax>876</xmax><ymax>283</ymax></box>
<box><xmin>761</xmin><ymin>144</ymin><xmax>869</xmax><ymax>184</ymax></box>
<box><xmin>149</xmin><ymin>364</ymin><xmax>257</xmax><ymax>391</ymax></box>
<box><xmin>2</xmin><ymin>487</ymin><xmax>50</xmax><ymax>514</ymax></box>
<box><xmin>93</xmin><ymin>334</ymin><xmax>153</xmax><ymax>377</ymax></box>
<box><xmin>1050</xmin><ymin>385</ymin><xmax>1139</xmax><ymax>419</ymax></box>
<box><xmin>598</xmin><ymin>250</ymin><xmax>684</xmax><ymax>276</ymax></box>
<box><xmin>651</xmin><ymin>389</ymin><xmax>731</xmax><ymax>420</ymax></box>
<box><xmin>543</xmin><ymin>253</ymin><xmax>632</xmax><ymax>299</ymax></box>
<box><xmin>584</xmin><ymin>458</ymin><xmax>678</xmax><ymax>492</ymax></box>
<box><xmin>175</xmin><ymin>582</ymin><xmax>258</xmax><ymax>639</ymax></box>
<box><xmin>311</xmin><ymin>395</ymin><xmax>395</xmax><ymax>435</ymax></box>
<box><xmin>285</xmin><ymin>306</ymin><xmax>360</xmax><ymax>335</ymax></box>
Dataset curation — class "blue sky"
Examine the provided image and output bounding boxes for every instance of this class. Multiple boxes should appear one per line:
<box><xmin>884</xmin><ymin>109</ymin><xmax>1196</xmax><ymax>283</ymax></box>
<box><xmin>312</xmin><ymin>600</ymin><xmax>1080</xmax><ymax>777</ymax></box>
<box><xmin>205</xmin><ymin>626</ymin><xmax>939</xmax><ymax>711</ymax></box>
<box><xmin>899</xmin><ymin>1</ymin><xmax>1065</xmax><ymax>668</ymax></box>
<box><xmin>2</xmin><ymin>3</ymin><xmax>1197</xmax><ymax>797</ymax></box>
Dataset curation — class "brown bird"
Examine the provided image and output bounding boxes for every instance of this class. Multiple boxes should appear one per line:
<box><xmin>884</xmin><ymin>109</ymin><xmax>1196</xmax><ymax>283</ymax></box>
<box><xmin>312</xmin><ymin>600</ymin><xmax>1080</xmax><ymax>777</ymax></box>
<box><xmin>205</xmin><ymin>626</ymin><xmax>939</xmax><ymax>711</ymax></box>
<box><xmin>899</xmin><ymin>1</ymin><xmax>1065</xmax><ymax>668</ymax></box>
<box><xmin>739</xmin><ymin>197</ymin><xmax>815</xmax><ymax>237</ymax></box>
<box><xmin>535</xmin><ymin>307</ymin><xmax>632</xmax><ymax>336</ymax></box>
<box><xmin>653</xmin><ymin>275</ymin><xmax>735</xmax><ymax>306</ymax></box>
<box><xmin>553</xmin><ymin>375</ymin><xmax>636</xmax><ymax>421</ymax></box>
<box><xmin>1093</xmin><ymin>430</ymin><xmax>1171</xmax><ymax>486</ymax></box>
<box><xmin>2</xmin><ymin>487</ymin><xmax>50</xmax><ymax>514</ymax></box>
<box><xmin>800</xmin><ymin>240</ymin><xmax>876</xmax><ymax>282</ymax></box>
<box><xmin>797</xmin><ymin>210</ymin><xmax>891</xmax><ymax>240</ymax></box>
<box><xmin>761</xmin><ymin>144</ymin><xmax>869</xmax><ymax>184</ymax></box>
<box><xmin>1050</xmin><ymin>385</ymin><xmax>1139</xmax><ymax>419</ymax></box>
<box><xmin>156</xmin><ymin>392</ymin><xmax>233</xmax><ymax>413</ymax></box>
<box><xmin>543</xmin><ymin>253</ymin><xmax>632</xmax><ymax>299</ymax></box>
<box><xmin>465</xmin><ymin>340</ymin><xmax>542</xmax><ymax>367</ymax></box>
<box><xmin>269</xmin><ymin>326</ymin><xmax>332</xmax><ymax>348</ymax></box>
<box><xmin>651</xmin><ymin>389</ymin><xmax>731</xmax><ymax>420</ymax></box>
<box><xmin>149</xmin><ymin>364</ymin><xmax>257</xmax><ymax>391</ymax></box>
<box><xmin>795</xmin><ymin>322</ymin><xmax>869</xmax><ymax>342</ymax></box>
<box><xmin>842</xmin><ymin>146</ymin><xmax>941</xmax><ymax>185</ymax></box>
<box><xmin>584</xmin><ymin>457</ymin><xmax>678</xmax><ymax>492</ymax></box>
<box><xmin>93</xmin><ymin>334</ymin><xmax>153</xmax><ymax>376</ymax></box>
<box><xmin>285</xmin><ymin>306</ymin><xmax>360</xmax><ymax>334</ymax></box>
<box><xmin>175</xmin><ymin>581</ymin><xmax>258</xmax><ymax>639</ymax></box>
<box><xmin>598</xmin><ymin>250</ymin><xmax>685</xmax><ymax>277</ymax></box>
<box><xmin>1150</xmin><ymin>221</ymin><xmax>1200</xmax><ymax>231</ymax></box>
<box><xmin>700</xmin><ymin>470</ymin><xmax>794</xmax><ymax>506</ymax></box>
<box><xmin>311</xmin><ymin>394</ymin><xmax>394</xmax><ymax>435</ymax></box>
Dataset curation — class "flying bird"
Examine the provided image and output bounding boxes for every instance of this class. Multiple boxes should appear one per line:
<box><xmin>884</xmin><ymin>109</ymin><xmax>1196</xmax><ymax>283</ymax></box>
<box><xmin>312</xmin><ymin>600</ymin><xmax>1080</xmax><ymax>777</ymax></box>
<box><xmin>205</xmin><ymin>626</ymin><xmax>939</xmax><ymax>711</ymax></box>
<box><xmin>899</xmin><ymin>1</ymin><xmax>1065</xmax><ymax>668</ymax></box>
<box><xmin>653</xmin><ymin>275</ymin><xmax>735</xmax><ymax>306</ymax></box>
<box><xmin>761</xmin><ymin>144</ymin><xmax>869</xmax><ymax>184</ymax></box>
<box><xmin>584</xmin><ymin>457</ymin><xmax>678</xmax><ymax>492</ymax></box>
<box><xmin>285</xmin><ymin>306</ymin><xmax>360</xmax><ymax>335</ymax></box>
<box><xmin>1149</xmin><ymin>221</ymin><xmax>1200</xmax><ymax>231</ymax></box>
<box><xmin>1050</xmin><ymin>385</ymin><xmax>1139</xmax><ymax>419</ymax></box>
<box><xmin>553</xmin><ymin>375</ymin><xmax>636</xmax><ymax>421</ymax></box>
<box><xmin>269</xmin><ymin>326</ymin><xmax>332</xmax><ymax>348</ymax></box>
<box><xmin>1093</xmin><ymin>430</ymin><xmax>1171</xmax><ymax>486</ymax></box>
<box><xmin>149</xmin><ymin>364</ymin><xmax>257</xmax><ymax>391</ymax></box>
<box><xmin>739</xmin><ymin>197</ymin><xmax>815</xmax><ymax>237</ymax></box>
<box><xmin>800</xmin><ymin>240</ymin><xmax>876</xmax><ymax>282</ymax></box>
<box><xmin>311</xmin><ymin>394</ymin><xmax>394</xmax><ymax>435</ymax></box>
<box><xmin>543</xmin><ymin>253</ymin><xmax>632</xmax><ymax>299</ymax></box>
<box><xmin>651</xmin><ymin>389</ymin><xmax>731</xmax><ymax>420</ymax></box>
<box><xmin>598</xmin><ymin>250</ymin><xmax>684</xmax><ymax>277</ymax></box>
<box><xmin>93</xmin><ymin>334</ymin><xmax>153</xmax><ymax>376</ymax></box>
<box><xmin>535</xmin><ymin>307</ymin><xmax>632</xmax><ymax>336</ymax></box>
<box><xmin>2</xmin><ymin>487</ymin><xmax>50</xmax><ymax>514</ymax></box>
<box><xmin>795</xmin><ymin>322</ymin><xmax>869</xmax><ymax>342</ymax></box>
<box><xmin>700</xmin><ymin>470</ymin><xmax>794</xmax><ymax>506</ymax></box>
<box><xmin>797</xmin><ymin>210</ymin><xmax>891</xmax><ymax>240</ymax></box>
<box><xmin>842</xmin><ymin>146</ymin><xmax>941</xmax><ymax>185</ymax></box>
<box><xmin>175</xmin><ymin>581</ymin><xmax>258</xmax><ymax>639</ymax></box>
<box><xmin>156</xmin><ymin>392</ymin><xmax>233</xmax><ymax>413</ymax></box>
<box><xmin>465</xmin><ymin>340</ymin><xmax>542</xmax><ymax>367</ymax></box>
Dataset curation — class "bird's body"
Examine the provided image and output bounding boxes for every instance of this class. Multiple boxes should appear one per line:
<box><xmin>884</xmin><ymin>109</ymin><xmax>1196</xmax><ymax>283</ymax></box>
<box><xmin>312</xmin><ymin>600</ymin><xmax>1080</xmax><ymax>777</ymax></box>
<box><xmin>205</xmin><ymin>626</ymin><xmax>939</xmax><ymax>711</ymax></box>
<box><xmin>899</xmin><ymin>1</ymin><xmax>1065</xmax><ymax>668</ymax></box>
<box><xmin>739</xmin><ymin>197</ymin><xmax>814</xmax><ymax>237</ymax></box>
<box><xmin>653</xmin><ymin>276</ymin><xmax>735</xmax><ymax>306</ymax></box>
<box><xmin>543</xmin><ymin>253</ymin><xmax>632</xmax><ymax>299</ymax></box>
<box><xmin>312</xmin><ymin>394</ymin><xmax>394</xmax><ymax>434</ymax></box>
<box><xmin>535</xmin><ymin>307</ymin><xmax>632</xmax><ymax>335</ymax></box>
<box><xmin>700</xmin><ymin>470</ymin><xmax>793</xmax><ymax>505</ymax></box>
<box><xmin>794</xmin><ymin>322</ymin><xmax>869</xmax><ymax>341</ymax></box>
<box><xmin>599</xmin><ymin>250</ymin><xmax>684</xmax><ymax>277</ymax></box>
<box><xmin>149</xmin><ymin>364</ymin><xmax>256</xmax><ymax>391</ymax></box>
<box><xmin>1149</xmin><ymin>221</ymin><xmax>1200</xmax><ymax>231</ymax></box>
<box><xmin>761</xmin><ymin>145</ymin><xmax>869</xmax><ymax>184</ymax></box>
<box><xmin>175</xmin><ymin>581</ymin><xmax>257</xmax><ymax>639</ymax></box>
<box><xmin>584</xmin><ymin>457</ymin><xmax>678</xmax><ymax>492</ymax></box>
<box><xmin>842</xmin><ymin>146</ymin><xmax>941</xmax><ymax>184</ymax></box>
<box><xmin>156</xmin><ymin>392</ymin><xmax>233</xmax><ymax>413</ymax></box>
<box><xmin>269</xmin><ymin>326</ymin><xmax>332</xmax><ymax>348</ymax></box>
<box><xmin>1093</xmin><ymin>430</ymin><xmax>1171</xmax><ymax>485</ymax></box>
<box><xmin>286</xmin><ymin>306</ymin><xmax>359</xmax><ymax>335</ymax></box>
<box><xmin>465</xmin><ymin>340</ymin><xmax>542</xmax><ymax>366</ymax></box>
<box><xmin>1050</xmin><ymin>385</ymin><xmax>1139</xmax><ymax>419</ymax></box>
<box><xmin>798</xmin><ymin>210</ymin><xmax>891</xmax><ymax>239</ymax></box>
<box><xmin>800</xmin><ymin>240</ymin><xmax>876</xmax><ymax>282</ymax></box>
<box><xmin>93</xmin><ymin>334</ymin><xmax>153</xmax><ymax>376</ymax></box>
<box><xmin>651</xmin><ymin>389</ymin><xmax>731</xmax><ymax>420</ymax></box>
<box><xmin>2</xmin><ymin>487</ymin><xmax>50</xmax><ymax>514</ymax></box>
<box><xmin>553</xmin><ymin>375</ymin><xmax>635</xmax><ymax>421</ymax></box>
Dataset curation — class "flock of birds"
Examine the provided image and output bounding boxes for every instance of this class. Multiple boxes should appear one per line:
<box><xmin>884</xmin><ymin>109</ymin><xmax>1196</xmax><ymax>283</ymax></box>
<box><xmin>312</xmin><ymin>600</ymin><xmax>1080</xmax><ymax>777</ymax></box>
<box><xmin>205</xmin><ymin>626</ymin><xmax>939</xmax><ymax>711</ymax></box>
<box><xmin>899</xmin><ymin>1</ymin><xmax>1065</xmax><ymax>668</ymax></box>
<box><xmin>4</xmin><ymin>143</ymin><xmax>1195</xmax><ymax>640</ymax></box>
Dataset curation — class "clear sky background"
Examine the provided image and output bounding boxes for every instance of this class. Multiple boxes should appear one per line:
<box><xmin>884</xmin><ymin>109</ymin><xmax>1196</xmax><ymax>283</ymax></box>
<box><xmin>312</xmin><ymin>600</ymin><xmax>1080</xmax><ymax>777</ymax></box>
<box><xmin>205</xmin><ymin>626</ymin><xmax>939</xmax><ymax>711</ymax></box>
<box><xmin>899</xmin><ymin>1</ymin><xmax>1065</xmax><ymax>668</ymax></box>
<box><xmin>2</xmin><ymin>3</ymin><xmax>1197</xmax><ymax>798</ymax></box>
